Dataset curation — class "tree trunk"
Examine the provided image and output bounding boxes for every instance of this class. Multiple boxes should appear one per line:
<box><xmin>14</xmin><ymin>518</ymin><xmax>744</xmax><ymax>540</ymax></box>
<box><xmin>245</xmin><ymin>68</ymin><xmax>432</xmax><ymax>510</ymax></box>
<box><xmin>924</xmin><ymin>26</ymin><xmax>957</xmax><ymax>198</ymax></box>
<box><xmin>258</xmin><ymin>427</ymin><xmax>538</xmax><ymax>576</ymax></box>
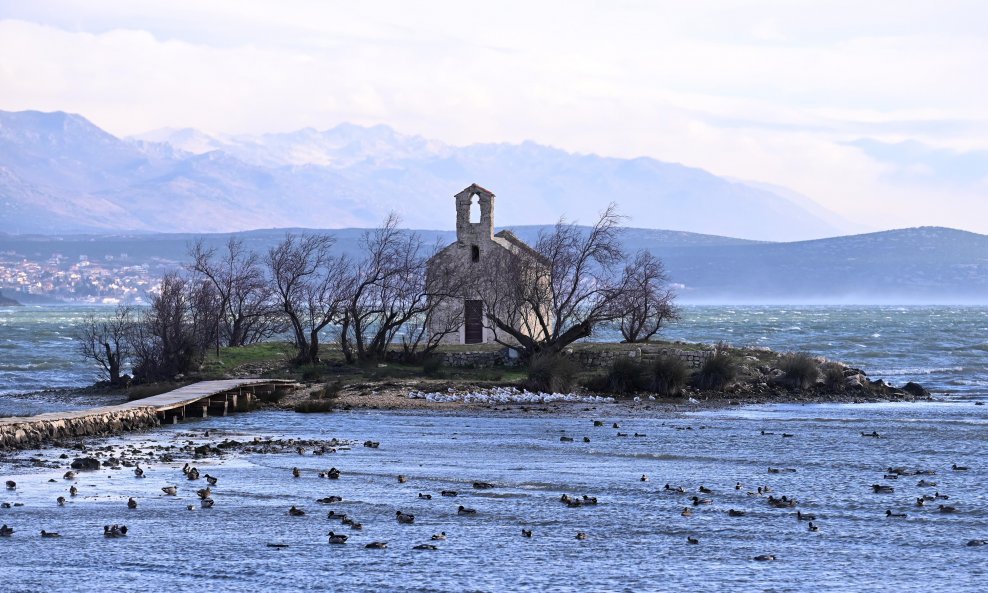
<box><xmin>104</xmin><ymin>342</ymin><xmax>121</xmax><ymax>384</ymax></box>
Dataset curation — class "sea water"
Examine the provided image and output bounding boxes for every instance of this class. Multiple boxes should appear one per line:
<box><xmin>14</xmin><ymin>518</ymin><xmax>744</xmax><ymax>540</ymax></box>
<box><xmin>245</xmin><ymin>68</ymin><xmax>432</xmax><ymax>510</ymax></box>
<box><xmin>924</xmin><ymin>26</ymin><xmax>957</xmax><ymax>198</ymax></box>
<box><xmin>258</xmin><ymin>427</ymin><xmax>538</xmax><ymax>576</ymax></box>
<box><xmin>3</xmin><ymin>304</ymin><xmax>987</xmax><ymax>410</ymax></box>
<box><xmin>1</xmin><ymin>304</ymin><xmax>987</xmax><ymax>592</ymax></box>
<box><xmin>1</xmin><ymin>405</ymin><xmax>985</xmax><ymax>592</ymax></box>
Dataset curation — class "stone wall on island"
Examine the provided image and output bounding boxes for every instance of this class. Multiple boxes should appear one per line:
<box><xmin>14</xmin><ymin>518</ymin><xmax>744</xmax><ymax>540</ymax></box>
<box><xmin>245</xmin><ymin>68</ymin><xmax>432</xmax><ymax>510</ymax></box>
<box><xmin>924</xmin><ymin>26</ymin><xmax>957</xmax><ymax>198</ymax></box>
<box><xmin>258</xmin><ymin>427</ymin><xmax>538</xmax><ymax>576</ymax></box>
<box><xmin>413</xmin><ymin>344</ymin><xmax>715</xmax><ymax>370</ymax></box>
<box><xmin>0</xmin><ymin>407</ymin><xmax>161</xmax><ymax>450</ymax></box>
<box><xmin>570</xmin><ymin>345</ymin><xmax>715</xmax><ymax>370</ymax></box>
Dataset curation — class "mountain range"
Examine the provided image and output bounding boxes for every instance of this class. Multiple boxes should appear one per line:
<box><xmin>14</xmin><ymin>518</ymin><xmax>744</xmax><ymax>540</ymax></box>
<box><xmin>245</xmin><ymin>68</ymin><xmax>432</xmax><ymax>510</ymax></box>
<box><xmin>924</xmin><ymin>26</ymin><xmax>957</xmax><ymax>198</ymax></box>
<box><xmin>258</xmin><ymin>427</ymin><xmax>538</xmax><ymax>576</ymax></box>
<box><xmin>0</xmin><ymin>109</ymin><xmax>862</xmax><ymax>241</ymax></box>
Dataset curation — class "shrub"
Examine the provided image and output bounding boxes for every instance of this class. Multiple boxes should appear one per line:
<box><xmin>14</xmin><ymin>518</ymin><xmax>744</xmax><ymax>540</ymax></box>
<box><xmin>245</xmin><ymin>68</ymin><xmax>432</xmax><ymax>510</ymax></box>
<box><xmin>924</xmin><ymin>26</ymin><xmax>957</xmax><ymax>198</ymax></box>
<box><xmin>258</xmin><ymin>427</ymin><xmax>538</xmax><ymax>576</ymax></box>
<box><xmin>606</xmin><ymin>357</ymin><xmax>649</xmax><ymax>394</ymax></box>
<box><xmin>317</xmin><ymin>379</ymin><xmax>343</xmax><ymax>400</ymax></box>
<box><xmin>527</xmin><ymin>353</ymin><xmax>580</xmax><ymax>393</ymax></box>
<box><xmin>779</xmin><ymin>352</ymin><xmax>821</xmax><ymax>390</ymax></box>
<box><xmin>293</xmin><ymin>399</ymin><xmax>335</xmax><ymax>413</ymax></box>
<box><xmin>422</xmin><ymin>355</ymin><xmax>444</xmax><ymax>377</ymax></box>
<box><xmin>821</xmin><ymin>362</ymin><xmax>846</xmax><ymax>393</ymax></box>
<box><xmin>300</xmin><ymin>364</ymin><xmax>325</xmax><ymax>382</ymax></box>
<box><xmin>649</xmin><ymin>356</ymin><xmax>689</xmax><ymax>396</ymax></box>
<box><xmin>692</xmin><ymin>352</ymin><xmax>737</xmax><ymax>391</ymax></box>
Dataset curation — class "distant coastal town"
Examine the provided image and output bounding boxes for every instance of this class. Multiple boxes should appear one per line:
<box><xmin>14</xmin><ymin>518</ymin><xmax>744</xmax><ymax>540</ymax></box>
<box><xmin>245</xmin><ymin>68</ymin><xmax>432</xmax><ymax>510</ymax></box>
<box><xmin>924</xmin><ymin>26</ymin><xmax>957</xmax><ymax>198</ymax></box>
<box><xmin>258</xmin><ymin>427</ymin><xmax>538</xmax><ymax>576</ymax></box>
<box><xmin>0</xmin><ymin>249</ymin><xmax>165</xmax><ymax>304</ymax></box>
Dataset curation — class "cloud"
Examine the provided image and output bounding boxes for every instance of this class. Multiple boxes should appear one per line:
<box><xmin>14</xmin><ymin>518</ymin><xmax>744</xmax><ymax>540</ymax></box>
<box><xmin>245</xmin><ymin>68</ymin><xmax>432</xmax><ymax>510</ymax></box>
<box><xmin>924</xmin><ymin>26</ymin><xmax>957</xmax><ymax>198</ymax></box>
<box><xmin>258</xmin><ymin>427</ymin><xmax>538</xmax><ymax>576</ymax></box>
<box><xmin>1</xmin><ymin>1</ymin><xmax>988</xmax><ymax>233</ymax></box>
<box><xmin>847</xmin><ymin>139</ymin><xmax>988</xmax><ymax>188</ymax></box>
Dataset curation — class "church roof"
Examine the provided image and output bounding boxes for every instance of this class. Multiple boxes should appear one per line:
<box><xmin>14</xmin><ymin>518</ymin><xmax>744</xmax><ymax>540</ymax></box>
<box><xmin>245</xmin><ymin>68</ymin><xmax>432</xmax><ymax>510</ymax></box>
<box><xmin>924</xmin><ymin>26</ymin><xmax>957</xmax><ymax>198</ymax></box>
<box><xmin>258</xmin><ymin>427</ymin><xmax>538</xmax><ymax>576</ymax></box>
<box><xmin>456</xmin><ymin>183</ymin><xmax>495</xmax><ymax>197</ymax></box>
<box><xmin>494</xmin><ymin>230</ymin><xmax>548</xmax><ymax>264</ymax></box>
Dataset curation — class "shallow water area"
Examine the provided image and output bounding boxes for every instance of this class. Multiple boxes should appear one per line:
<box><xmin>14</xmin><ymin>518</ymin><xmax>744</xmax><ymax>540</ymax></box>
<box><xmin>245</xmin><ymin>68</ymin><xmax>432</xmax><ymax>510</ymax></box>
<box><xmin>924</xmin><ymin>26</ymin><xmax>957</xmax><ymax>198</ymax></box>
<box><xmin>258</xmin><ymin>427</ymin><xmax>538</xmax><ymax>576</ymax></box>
<box><xmin>2</xmin><ymin>401</ymin><xmax>986</xmax><ymax>593</ymax></box>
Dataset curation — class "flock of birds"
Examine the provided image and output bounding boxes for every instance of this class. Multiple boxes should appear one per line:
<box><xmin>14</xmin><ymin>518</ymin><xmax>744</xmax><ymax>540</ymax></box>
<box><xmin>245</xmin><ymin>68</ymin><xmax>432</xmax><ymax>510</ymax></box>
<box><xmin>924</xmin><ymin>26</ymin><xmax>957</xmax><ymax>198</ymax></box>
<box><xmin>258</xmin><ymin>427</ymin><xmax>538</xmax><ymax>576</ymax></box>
<box><xmin>1</xmin><ymin>420</ymin><xmax>985</xmax><ymax>561</ymax></box>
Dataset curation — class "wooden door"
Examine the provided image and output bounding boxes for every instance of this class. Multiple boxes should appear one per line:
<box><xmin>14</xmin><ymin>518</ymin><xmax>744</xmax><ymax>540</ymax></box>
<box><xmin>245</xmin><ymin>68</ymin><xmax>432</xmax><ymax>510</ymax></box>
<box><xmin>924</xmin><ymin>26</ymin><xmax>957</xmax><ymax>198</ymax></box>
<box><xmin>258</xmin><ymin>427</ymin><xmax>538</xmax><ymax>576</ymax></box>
<box><xmin>464</xmin><ymin>300</ymin><xmax>483</xmax><ymax>344</ymax></box>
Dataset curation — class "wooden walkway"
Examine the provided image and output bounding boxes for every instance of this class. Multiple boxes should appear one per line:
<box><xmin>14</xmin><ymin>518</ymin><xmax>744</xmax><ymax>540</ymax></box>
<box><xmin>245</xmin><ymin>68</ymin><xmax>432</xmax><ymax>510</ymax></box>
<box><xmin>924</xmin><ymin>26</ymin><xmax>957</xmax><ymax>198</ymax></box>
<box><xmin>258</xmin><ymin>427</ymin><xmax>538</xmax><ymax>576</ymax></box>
<box><xmin>0</xmin><ymin>378</ymin><xmax>299</xmax><ymax>427</ymax></box>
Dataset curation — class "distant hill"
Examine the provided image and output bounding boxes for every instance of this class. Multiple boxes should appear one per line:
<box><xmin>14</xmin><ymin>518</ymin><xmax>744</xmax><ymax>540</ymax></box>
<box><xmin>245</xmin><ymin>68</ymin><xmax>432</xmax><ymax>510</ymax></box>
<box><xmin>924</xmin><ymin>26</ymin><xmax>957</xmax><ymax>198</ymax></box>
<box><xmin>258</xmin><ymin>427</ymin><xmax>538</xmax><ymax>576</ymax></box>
<box><xmin>0</xmin><ymin>109</ymin><xmax>858</xmax><ymax>241</ymax></box>
<box><xmin>3</xmin><ymin>225</ymin><xmax>987</xmax><ymax>303</ymax></box>
<box><xmin>0</xmin><ymin>291</ymin><xmax>22</xmax><ymax>306</ymax></box>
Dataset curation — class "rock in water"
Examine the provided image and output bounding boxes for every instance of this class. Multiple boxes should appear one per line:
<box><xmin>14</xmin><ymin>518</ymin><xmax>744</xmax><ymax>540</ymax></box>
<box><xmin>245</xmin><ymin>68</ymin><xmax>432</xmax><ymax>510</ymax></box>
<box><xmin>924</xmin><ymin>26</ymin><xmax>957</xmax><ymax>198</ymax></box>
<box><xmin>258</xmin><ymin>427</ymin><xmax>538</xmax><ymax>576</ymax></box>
<box><xmin>902</xmin><ymin>382</ymin><xmax>930</xmax><ymax>398</ymax></box>
<box><xmin>71</xmin><ymin>457</ymin><xmax>101</xmax><ymax>471</ymax></box>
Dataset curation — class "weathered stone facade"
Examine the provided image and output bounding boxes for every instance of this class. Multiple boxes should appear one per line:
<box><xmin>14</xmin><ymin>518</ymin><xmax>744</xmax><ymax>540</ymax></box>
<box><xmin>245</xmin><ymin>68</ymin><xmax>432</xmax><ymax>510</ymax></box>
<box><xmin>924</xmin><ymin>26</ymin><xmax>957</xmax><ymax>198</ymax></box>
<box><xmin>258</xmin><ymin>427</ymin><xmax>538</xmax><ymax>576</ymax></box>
<box><xmin>426</xmin><ymin>183</ymin><xmax>550</xmax><ymax>345</ymax></box>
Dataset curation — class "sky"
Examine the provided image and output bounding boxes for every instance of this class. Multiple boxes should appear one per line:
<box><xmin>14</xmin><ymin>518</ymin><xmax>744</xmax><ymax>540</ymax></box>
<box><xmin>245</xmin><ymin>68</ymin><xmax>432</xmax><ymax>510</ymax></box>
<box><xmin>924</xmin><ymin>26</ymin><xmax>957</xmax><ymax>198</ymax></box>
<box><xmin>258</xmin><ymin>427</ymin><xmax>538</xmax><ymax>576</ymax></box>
<box><xmin>1</xmin><ymin>0</ymin><xmax>987</xmax><ymax>233</ymax></box>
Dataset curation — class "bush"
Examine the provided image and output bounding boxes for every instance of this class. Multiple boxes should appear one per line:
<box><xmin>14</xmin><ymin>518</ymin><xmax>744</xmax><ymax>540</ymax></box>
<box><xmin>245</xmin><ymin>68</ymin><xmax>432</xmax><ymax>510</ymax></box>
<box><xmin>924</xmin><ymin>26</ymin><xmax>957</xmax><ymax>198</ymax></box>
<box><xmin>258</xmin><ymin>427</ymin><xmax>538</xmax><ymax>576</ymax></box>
<box><xmin>779</xmin><ymin>352</ymin><xmax>821</xmax><ymax>390</ymax></box>
<box><xmin>692</xmin><ymin>352</ymin><xmax>737</xmax><ymax>391</ymax></box>
<box><xmin>821</xmin><ymin>362</ymin><xmax>846</xmax><ymax>393</ymax></box>
<box><xmin>300</xmin><ymin>364</ymin><xmax>325</xmax><ymax>382</ymax></box>
<box><xmin>293</xmin><ymin>399</ymin><xmax>335</xmax><ymax>413</ymax></box>
<box><xmin>649</xmin><ymin>356</ymin><xmax>689</xmax><ymax>396</ymax></box>
<box><xmin>422</xmin><ymin>355</ymin><xmax>443</xmax><ymax>377</ymax></box>
<box><xmin>527</xmin><ymin>354</ymin><xmax>580</xmax><ymax>393</ymax></box>
<box><xmin>317</xmin><ymin>379</ymin><xmax>343</xmax><ymax>400</ymax></box>
<box><xmin>606</xmin><ymin>358</ymin><xmax>649</xmax><ymax>394</ymax></box>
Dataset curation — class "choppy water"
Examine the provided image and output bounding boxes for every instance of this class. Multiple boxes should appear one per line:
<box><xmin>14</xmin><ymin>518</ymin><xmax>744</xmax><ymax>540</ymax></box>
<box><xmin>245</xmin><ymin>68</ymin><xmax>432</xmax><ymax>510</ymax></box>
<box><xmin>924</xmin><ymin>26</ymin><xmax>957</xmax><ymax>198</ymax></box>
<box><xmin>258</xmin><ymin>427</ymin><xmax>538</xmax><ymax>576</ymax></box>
<box><xmin>2</xmin><ymin>305</ymin><xmax>987</xmax><ymax>415</ymax></box>
<box><xmin>1</xmin><ymin>405</ymin><xmax>986</xmax><ymax>592</ymax></box>
<box><xmin>2</xmin><ymin>305</ymin><xmax>988</xmax><ymax>591</ymax></box>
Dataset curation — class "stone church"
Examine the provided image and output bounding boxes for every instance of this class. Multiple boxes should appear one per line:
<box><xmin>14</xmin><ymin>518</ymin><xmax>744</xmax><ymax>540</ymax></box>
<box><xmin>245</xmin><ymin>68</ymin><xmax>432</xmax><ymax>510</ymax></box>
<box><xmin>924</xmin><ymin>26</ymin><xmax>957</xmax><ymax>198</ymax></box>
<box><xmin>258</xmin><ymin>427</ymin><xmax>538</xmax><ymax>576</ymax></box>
<box><xmin>426</xmin><ymin>183</ymin><xmax>547</xmax><ymax>345</ymax></box>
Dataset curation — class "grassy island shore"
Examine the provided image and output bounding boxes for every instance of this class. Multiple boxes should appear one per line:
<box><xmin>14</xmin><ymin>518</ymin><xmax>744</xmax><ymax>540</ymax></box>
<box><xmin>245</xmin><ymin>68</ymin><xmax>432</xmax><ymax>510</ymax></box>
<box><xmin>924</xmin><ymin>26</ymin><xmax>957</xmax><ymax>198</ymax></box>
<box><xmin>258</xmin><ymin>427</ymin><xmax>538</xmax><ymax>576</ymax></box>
<box><xmin>107</xmin><ymin>339</ymin><xmax>931</xmax><ymax>413</ymax></box>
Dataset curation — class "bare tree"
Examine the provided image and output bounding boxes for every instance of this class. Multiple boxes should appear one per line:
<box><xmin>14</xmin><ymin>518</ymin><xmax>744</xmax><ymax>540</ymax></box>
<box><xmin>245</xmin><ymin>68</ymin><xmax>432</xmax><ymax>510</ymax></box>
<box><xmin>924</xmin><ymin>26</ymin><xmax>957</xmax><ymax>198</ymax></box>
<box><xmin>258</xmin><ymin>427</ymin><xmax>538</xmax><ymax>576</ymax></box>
<box><xmin>130</xmin><ymin>272</ymin><xmax>216</xmax><ymax>382</ymax></box>
<box><xmin>338</xmin><ymin>214</ymin><xmax>451</xmax><ymax>363</ymax></box>
<box><xmin>76</xmin><ymin>306</ymin><xmax>134</xmax><ymax>384</ymax></box>
<box><xmin>132</xmin><ymin>273</ymin><xmax>189</xmax><ymax>382</ymax></box>
<box><xmin>474</xmin><ymin>204</ymin><xmax>633</xmax><ymax>357</ymax></box>
<box><xmin>617</xmin><ymin>250</ymin><xmax>679</xmax><ymax>342</ymax></box>
<box><xmin>188</xmin><ymin>237</ymin><xmax>280</xmax><ymax>349</ymax></box>
<box><xmin>266</xmin><ymin>233</ymin><xmax>348</xmax><ymax>365</ymax></box>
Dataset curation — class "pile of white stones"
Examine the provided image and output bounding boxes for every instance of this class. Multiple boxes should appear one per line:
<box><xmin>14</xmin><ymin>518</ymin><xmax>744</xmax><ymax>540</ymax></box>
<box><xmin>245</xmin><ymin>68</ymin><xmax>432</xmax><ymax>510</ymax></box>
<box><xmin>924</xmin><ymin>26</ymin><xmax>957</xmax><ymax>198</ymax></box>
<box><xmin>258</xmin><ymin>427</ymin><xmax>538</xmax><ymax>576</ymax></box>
<box><xmin>406</xmin><ymin>386</ymin><xmax>615</xmax><ymax>404</ymax></box>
